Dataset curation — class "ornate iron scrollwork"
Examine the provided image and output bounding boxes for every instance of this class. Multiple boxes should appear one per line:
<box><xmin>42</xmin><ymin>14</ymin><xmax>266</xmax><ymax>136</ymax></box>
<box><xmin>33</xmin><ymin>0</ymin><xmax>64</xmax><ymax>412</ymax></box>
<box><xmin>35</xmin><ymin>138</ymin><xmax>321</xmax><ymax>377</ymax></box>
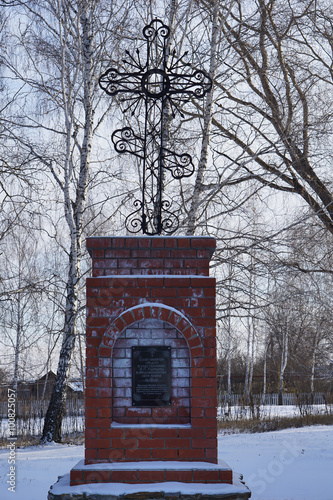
<box><xmin>111</xmin><ymin>128</ymin><xmax>144</xmax><ymax>159</ymax></box>
<box><xmin>99</xmin><ymin>18</ymin><xmax>212</xmax><ymax>235</ymax></box>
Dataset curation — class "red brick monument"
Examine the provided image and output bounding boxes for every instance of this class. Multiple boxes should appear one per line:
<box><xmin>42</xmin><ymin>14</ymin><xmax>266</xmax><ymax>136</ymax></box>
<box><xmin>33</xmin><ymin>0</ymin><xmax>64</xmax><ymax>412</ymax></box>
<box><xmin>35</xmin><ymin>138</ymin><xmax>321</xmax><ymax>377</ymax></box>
<box><xmin>55</xmin><ymin>235</ymin><xmax>251</xmax><ymax>499</ymax></box>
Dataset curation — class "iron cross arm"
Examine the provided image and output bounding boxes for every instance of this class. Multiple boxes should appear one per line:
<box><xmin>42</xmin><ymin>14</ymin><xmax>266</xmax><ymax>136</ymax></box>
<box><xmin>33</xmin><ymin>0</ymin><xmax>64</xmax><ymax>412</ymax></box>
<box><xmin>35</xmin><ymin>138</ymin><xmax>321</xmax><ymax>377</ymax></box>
<box><xmin>99</xmin><ymin>67</ymin><xmax>212</xmax><ymax>102</ymax></box>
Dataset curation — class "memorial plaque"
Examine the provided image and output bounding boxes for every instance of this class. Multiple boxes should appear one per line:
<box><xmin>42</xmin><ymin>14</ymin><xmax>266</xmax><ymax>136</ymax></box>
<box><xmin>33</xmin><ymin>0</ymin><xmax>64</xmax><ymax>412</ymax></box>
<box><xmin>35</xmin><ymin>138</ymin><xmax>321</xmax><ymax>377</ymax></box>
<box><xmin>132</xmin><ymin>346</ymin><xmax>171</xmax><ymax>406</ymax></box>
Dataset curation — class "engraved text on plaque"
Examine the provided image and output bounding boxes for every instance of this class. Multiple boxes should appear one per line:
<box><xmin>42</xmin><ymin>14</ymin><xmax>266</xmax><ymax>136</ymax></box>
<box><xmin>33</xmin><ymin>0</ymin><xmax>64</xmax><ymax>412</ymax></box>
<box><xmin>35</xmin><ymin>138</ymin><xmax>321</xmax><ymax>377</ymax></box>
<box><xmin>132</xmin><ymin>346</ymin><xmax>171</xmax><ymax>406</ymax></box>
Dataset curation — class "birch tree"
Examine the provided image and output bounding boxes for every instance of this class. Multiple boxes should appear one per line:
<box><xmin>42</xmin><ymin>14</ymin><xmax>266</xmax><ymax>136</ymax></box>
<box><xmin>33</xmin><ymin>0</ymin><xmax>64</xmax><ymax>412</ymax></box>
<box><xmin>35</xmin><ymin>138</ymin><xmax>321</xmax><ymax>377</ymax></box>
<box><xmin>4</xmin><ymin>0</ymin><xmax>132</xmax><ymax>442</ymax></box>
<box><xmin>0</xmin><ymin>225</ymin><xmax>53</xmax><ymax>385</ymax></box>
<box><xmin>192</xmin><ymin>0</ymin><xmax>333</xmax><ymax>235</ymax></box>
<box><xmin>185</xmin><ymin>0</ymin><xmax>221</xmax><ymax>235</ymax></box>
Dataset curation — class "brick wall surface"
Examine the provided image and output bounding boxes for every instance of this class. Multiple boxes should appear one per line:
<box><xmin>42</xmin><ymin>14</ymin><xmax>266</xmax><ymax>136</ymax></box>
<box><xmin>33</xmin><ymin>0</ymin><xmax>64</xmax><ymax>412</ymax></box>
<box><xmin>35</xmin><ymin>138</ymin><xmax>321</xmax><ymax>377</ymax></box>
<box><xmin>113</xmin><ymin>319</ymin><xmax>190</xmax><ymax>425</ymax></box>
<box><xmin>84</xmin><ymin>236</ymin><xmax>218</xmax><ymax>467</ymax></box>
<box><xmin>86</xmin><ymin>236</ymin><xmax>215</xmax><ymax>277</ymax></box>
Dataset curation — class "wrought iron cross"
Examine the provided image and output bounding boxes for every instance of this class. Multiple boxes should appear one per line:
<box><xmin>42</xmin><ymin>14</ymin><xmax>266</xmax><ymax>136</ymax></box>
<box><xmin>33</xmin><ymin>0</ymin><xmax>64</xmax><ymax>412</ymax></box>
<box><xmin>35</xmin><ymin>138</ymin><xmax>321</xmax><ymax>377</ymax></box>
<box><xmin>99</xmin><ymin>19</ymin><xmax>212</xmax><ymax>235</ymax></box>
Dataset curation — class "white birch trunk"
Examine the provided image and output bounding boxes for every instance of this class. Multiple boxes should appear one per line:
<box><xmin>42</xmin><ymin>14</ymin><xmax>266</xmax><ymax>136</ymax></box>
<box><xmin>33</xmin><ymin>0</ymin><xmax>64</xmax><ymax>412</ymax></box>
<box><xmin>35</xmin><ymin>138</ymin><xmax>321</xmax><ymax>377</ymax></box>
<box><xmin>244</xmin><ymin>315</ymin><xmax>252</xmax><ymax>398</ymax></box>
<box><xmin>311</xmin><ymin>329</ymin><xmax>318</xmax><ymax>395</ymax></box>
<box><xmin>13</xmin><ymin>246</ymin><xmax>23</xmax><ymax>394</ymax></box>
<box><xmin>262</xmin><ymin>341</ymin><xmax>267</xmax><ymax>404</ymax></box>
<box><xmin>244</xmin><ymin>252</ymin><xmax>255</xmax><ymax>399</ymax></box>
<box><xmin>186</xmin><ymin>1</ymin><xmax>219</xmax><ymax>235</ymax></box>
<box><xmin>262</xmin><ymin>325</ymin><xmax>269</xmax><ymax>404</ymax></box>
<box><xmin>13</xmin><ymin>293</ymin><xmax>21</xmax><ymax>394</ymax></box>
<box><xmin>278</xmin><ymin>326</ymin><xmax>289</xmax><ymax>405</ymax></box>
<box><xmin>41</xmin><ymin>1</ymin><xmax>94</xmax><ymax>442</ymax></box>
<box><xmin>249</xmin><ymin>315</ymin><xmax>255</xmax><ymax>393</ymax></box>
<box><xmin>226</xmin><ymin>262</ymin><xmax>233</xmax><ymax>406</ymax></box>
<box><xmin>226</xmin><ymin>317</ymin><xmax>232</xmax><ymax>406</ymax></box>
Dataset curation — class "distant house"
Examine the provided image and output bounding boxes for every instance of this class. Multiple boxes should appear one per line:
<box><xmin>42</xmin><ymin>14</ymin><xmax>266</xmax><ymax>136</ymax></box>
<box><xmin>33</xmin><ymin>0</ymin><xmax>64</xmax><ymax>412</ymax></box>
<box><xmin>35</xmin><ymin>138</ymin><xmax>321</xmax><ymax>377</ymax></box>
<box><xmin>31</xmin><ymin>371</ymin><xmax>84</xmax><ymax>399</ymax></box>
<box><xmin>32</xmin><ymin>370</ymin><xmax>57</xmax><ymax>398</ymax></box>
<box><xmin>0</xmin><ymin>371</ymin><xmax>84</xmax><ymax>400</ymax></box>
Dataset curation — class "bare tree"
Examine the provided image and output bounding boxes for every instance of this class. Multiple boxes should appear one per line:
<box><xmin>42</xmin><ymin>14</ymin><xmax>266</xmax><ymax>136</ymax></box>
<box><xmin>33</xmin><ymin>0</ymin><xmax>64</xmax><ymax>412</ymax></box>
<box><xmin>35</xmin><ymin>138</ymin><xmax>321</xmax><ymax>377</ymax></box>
<box><xmin>0</xmin><ymin>222</ymin><xmax>60</xmax><ymax>385</ymax></box>
<box><xmin>191</xmin><ymin>0</ymin><xmax>333</xmax><ymax>235</ymax></box>
<box><xmin>3</xmin><ymin>0</ymin><xmax>132</xmax><ymax>441</ymax></box>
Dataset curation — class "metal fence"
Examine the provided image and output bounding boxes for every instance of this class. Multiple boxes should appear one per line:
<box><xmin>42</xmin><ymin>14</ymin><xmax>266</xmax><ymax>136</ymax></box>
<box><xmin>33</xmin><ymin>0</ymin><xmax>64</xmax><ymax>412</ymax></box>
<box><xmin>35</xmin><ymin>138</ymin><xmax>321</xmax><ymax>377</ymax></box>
<box><xmin>0</xmin><ymin>398</ymin><xmax>84</xmax><ymax>440</ymax></box>
<box><xmin>219</xmin><ymin>392</ymin><xmax>329</xmax><ymax>406</ymax></box>
<box><xmin>0</xmin><ymin>397</ymin><xmax>84</xmax><ymax>419</ymax></box>
<box><xmin>1</xmin><ymin>393</ymin><xmax>330</xmax><ymax>418</ymax></box>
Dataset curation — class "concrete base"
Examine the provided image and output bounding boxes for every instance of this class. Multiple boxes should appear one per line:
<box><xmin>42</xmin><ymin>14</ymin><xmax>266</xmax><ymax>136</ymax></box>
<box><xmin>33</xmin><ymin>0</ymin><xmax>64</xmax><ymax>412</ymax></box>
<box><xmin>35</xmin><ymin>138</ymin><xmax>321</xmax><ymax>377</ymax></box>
<box><xmin>48</xmin><ymin>471</ymin><xmax>251</xmax><ymax>500</ymax></box>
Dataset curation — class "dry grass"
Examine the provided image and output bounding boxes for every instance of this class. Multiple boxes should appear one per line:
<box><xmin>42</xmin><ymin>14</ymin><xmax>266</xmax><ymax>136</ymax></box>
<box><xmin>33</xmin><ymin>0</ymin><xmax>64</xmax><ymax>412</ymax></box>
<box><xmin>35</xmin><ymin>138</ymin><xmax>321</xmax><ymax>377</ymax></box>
<box><xmin>218</xmin><ymin>411</ymin><xmax>333</xmax><ymax>434</ymax></box>
<box><xmin>0</xmin><ymin>432</ymin><xmax>85</xmax><ymax>448</ymax></box>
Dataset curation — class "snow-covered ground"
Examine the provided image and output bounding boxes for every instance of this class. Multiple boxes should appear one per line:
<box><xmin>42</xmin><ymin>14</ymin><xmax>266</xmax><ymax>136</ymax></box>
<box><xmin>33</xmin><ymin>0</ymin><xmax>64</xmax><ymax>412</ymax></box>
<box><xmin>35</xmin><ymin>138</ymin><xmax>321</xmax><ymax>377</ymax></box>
<box><xmin>219</xmin><ymin>425</ymin><xmax>333</xmax><ymax>500</ymax></box>
<box><xmin>0</xmin><ymin>425</ymin><xmax>332</xmax><ymax>500</ymax></box>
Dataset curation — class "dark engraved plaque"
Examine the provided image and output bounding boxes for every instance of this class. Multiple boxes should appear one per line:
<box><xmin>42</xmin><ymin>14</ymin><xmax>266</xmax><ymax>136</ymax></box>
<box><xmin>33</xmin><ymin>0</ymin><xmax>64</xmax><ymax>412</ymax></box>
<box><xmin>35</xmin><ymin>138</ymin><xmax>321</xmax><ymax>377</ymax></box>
<box><xmin>132</xmin><ymin>346</ymin><xmax>172</xmax><ymax>407</ymax></box>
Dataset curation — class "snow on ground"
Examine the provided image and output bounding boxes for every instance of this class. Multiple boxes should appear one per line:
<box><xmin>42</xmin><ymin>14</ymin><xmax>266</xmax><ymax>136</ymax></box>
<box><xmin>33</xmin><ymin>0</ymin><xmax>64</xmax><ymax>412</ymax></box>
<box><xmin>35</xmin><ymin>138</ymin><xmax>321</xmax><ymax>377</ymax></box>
<box><xmin>0</xmin><ymin>425</ymin><xmax>332</xmax><ymax>500</ymax></box>
<box><xmin>220</xmin><ymin>425</ymin><xmax>333</xmax><ymax>500</ymax></box>
<box><xmin>0</xmin><ymin>442</ymin><xmax>83</xmax><ymax>500</ymax></box>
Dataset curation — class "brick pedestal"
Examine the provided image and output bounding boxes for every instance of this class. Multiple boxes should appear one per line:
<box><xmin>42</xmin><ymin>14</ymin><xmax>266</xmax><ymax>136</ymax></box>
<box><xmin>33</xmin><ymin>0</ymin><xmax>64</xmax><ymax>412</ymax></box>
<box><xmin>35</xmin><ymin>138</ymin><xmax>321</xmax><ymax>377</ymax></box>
<box><xmin>67</xmin><ymin>236</ymin><xmax>249</xmax><ymax>496</ymax></box>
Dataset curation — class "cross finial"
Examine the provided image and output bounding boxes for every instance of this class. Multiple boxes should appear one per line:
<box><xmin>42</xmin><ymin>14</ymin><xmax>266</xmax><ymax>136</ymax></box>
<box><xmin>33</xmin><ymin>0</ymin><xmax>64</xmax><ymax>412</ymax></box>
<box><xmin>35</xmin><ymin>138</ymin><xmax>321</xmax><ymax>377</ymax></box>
<box><xmin>99</xmin><ymin>19</ymin><xmax>212</xmax><ymax>235</ymax></box>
